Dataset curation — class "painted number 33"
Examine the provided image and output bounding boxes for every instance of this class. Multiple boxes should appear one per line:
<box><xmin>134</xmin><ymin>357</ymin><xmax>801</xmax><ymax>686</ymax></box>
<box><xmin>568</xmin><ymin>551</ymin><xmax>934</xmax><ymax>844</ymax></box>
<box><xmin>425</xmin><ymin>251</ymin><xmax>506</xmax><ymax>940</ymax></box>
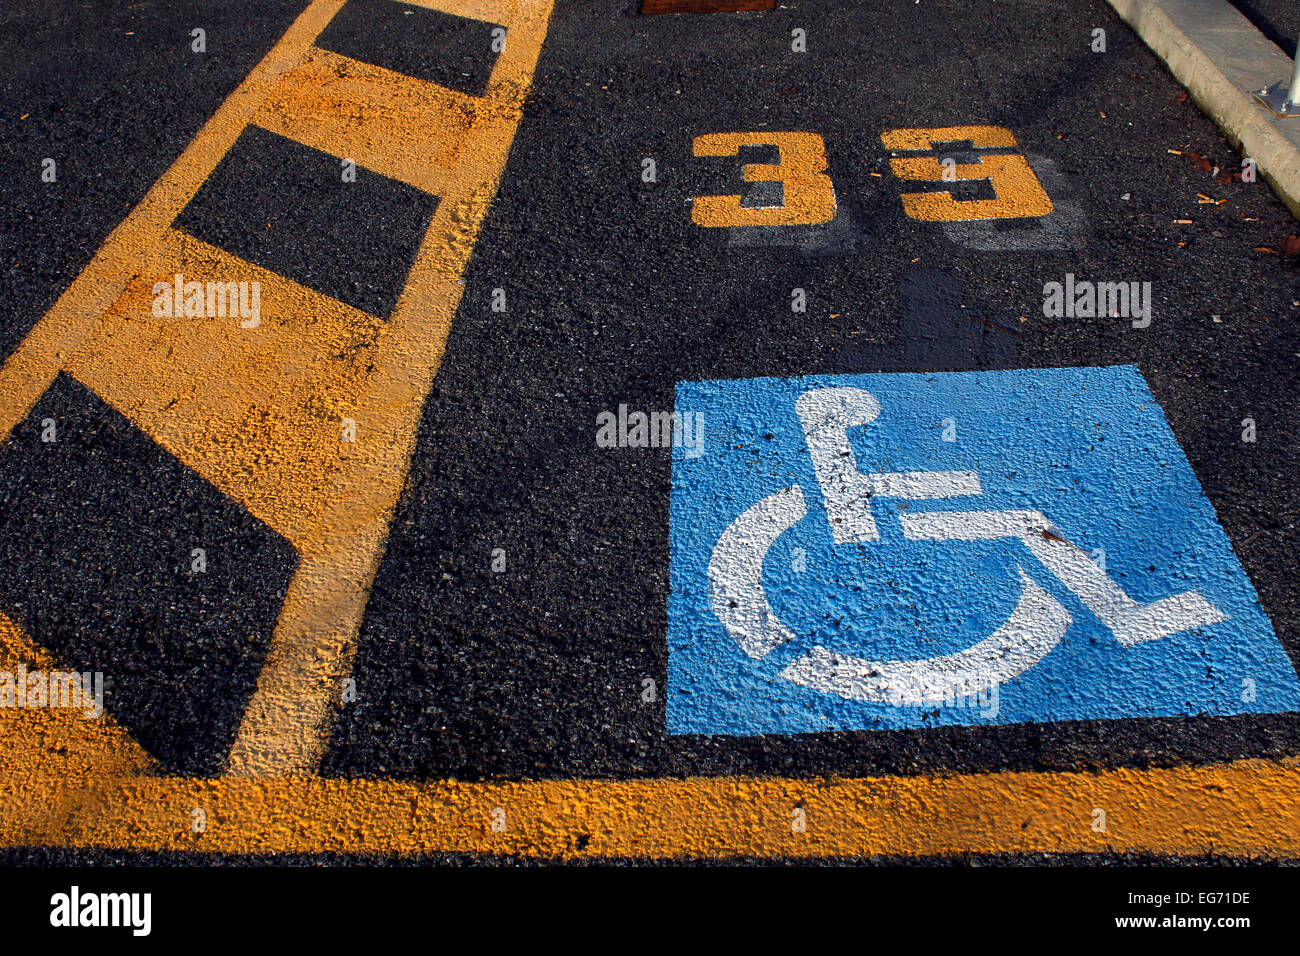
<box><xmin>691</xmin><ymin>125</ymin><xmax>1053</xmax><ymax>227</ymax></box>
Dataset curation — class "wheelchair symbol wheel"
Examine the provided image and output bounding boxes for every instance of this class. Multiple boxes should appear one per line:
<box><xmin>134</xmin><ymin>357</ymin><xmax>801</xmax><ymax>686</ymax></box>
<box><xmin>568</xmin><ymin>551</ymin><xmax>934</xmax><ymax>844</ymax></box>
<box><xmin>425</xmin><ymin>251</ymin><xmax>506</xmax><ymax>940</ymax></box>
<box><xmin>707</xmin><ymin>386</ymin><xmax>1228</xmax><ymax>705</ymax></box>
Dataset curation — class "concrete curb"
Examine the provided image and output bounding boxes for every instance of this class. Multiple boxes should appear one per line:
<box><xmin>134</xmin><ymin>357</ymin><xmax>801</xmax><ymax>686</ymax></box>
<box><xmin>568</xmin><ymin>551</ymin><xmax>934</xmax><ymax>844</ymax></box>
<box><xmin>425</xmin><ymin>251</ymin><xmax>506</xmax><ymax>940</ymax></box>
<box><xmin>1107</xmin><ymin>0</ymin><xmax>1300</xmax><ymax>219</ymax></box>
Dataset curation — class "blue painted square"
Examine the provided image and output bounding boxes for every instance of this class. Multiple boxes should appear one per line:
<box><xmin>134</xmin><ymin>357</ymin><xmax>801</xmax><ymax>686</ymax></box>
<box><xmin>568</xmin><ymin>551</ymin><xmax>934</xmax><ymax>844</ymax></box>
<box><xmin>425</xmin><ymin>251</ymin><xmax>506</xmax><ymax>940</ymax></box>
<box><xmin>667</xmin><ymin>366</ymin><xmax>1300</xmax><ymax>735</ymax></box>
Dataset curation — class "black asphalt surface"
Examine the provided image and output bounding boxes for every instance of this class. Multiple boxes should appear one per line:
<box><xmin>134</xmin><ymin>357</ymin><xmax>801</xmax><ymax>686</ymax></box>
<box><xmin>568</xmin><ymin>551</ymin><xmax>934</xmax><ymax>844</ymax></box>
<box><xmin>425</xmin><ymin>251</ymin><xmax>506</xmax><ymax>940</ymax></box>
<box><xmin>327</xmin><ymin>0</ymin><xmax>1300</xmax><ymax>782</ymax></box>
<box><xmin>1</xmin><ymin>0</ymin><xmax>1299</xmax><ymax>861</ymax></box>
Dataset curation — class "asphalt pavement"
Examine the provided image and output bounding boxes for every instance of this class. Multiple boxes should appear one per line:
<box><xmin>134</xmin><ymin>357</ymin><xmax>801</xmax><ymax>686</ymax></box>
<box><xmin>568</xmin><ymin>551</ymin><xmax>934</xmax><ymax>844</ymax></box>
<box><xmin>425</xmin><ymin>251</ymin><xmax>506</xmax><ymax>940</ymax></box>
<box><xmin>320</xmin><ymin>0</ymin><xmax>1300</xmax><ymax>782</ymax></box>
<box><xmin>1</xmin><ymin>0</ymin><xmax>1298</xmax><ymax>863</ymax></box>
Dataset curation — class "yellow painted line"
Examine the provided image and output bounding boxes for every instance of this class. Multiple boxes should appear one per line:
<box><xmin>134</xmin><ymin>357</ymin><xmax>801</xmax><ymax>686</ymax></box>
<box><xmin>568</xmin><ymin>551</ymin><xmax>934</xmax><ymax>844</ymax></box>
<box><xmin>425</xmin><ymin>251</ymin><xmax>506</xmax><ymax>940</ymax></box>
<box><xmin>0</xmin><ymin>613</ymin><xmax>156</xmax><ymax>848</ymax></box>
<box><xmin>407</xmin><ymin>0</ymin><xmax>512</xmax><ymax>22</ymax></box>
<box><xmin>256</xmin><ymin>47</ymin><xmax>481</xmax><ymax>198</ymax></box>
<box><xmin>66</xmin><ymin>231</ymin><xmax>383</xmax><ymax>550</ymax></box>
<box><xmin>0</xmin><ymin>0</ymin><xmax>348</xmax><ymax>449</ymax></box>
<box><xmin>227</xmin><ymin>0</ymin><xmax>556</xmax><ymax>777</ymax></box>
<box><xmin>0</xmin><ymin>0</ymin><xmax>556</xmax><ymax>789</ymax></box>
<box><xmin>2</xmin><ymin>759</ymin><xmax>1295</xmax><ymax>860</ymax></box>
<box><xmin>1</xmin><ymin>1</ymin><xmax>1294</xmax><ymax>865</ymax></box>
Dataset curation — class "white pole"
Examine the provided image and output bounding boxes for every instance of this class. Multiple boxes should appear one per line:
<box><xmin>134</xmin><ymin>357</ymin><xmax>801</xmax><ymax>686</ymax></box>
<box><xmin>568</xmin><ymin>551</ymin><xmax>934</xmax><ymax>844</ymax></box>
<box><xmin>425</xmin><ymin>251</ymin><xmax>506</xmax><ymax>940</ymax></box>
<box><xmin>1289</xmin><ymin>35</ymin><xmax>1300</xmax><ymax>106</ymax></box>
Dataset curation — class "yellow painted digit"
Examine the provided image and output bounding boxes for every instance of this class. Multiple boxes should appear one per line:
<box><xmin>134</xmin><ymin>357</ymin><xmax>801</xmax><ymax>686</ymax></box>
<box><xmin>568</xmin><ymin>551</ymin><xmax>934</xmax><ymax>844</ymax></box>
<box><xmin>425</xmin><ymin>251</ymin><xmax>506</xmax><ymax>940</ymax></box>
<box><xmin>692</xmin><ymin>131</ymin><xmax>837</xmax><ymax>227</ymax></box>
<box><xmin>882</xmin><ymin>125</ymin><xmax>1053</xmax><ymax>222</ymax></box>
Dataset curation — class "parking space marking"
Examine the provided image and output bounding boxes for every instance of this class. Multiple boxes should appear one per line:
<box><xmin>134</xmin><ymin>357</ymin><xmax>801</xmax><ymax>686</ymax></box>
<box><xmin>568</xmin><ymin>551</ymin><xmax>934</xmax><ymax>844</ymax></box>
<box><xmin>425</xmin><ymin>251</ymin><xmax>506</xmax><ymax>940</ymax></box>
<box><xmin>66</xmin><ymin>231</ymin><xmax>383</xmax><ymax>549</ymax></box>
<box><xmin>256</xmin><ymin>47</ymin><xmax>482</xmax><ymax>197</ymax></box>
<box><xmin>227</xmin><ymin>0</ymin><xmax>554</xmax><ymax>778</ymax></box>
<box><xmin>692</xmin><ymin>132</ymin><xmax>837</xmax><ymax>227</ymax></box>
<box><xmin>0</xmin><ymin>0</ymin><xmax>557</xmax><ymax>788</ymax></box>
<box><xmin>669</xmin><ymin>368</ymin><xmax>1300</xmax><ymax>734</ymax></box>
<box><xmin>3</xmin><ymin>759</ymin><xmax>1296</xmax><ymax>859</ymax></box>
<box><xmin>0</xmin><ymin>612</ymin><xmax>156</xmax><ymax>778</ymax></box>
<box><xmin>883</xmin><ymin>125</ymin><xmax>1054</xmax><ymax>222</ymax></box>
<box><xmin>0</xmin><ymin>0</ymin><xmax>349</xmax><ymax>450</ymax></box>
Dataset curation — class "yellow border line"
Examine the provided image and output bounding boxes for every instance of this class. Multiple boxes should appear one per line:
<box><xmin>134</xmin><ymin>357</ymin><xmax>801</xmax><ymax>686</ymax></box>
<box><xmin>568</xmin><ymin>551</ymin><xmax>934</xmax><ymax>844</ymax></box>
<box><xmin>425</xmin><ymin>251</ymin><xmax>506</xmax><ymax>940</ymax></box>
<box><xmin>3</xmin><ymin>758</ymin><xmax>1296</xmax><ymax>859</ymax></box>
<box><xmin>226</xmin><ymin>0</ymin><xmax>555</xmax><ymax>776</ymax></box>
<box><xmin>0</xmin><ymin>0</ymin><xmax>556</xmax><ymax>780</ymax></box>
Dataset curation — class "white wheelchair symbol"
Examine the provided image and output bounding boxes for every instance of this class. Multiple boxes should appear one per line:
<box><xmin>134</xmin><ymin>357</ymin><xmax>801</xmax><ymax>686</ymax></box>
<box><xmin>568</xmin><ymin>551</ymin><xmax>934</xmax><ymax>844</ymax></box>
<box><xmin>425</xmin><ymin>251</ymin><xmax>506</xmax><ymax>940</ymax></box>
<box><xmin>708</xmin><ymin>386</ymin><xmax>1227</xmax><ymax>705</ymax></box>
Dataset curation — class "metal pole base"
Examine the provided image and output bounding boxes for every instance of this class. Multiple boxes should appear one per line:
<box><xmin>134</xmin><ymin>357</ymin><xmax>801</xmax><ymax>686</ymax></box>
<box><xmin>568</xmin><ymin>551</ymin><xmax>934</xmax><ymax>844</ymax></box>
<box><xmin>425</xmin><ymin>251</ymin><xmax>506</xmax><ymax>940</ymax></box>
<box><xmin>1254</xmin><ymin>80</ymin><xmax>1300</xmax><ymax>117</ymax></box>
